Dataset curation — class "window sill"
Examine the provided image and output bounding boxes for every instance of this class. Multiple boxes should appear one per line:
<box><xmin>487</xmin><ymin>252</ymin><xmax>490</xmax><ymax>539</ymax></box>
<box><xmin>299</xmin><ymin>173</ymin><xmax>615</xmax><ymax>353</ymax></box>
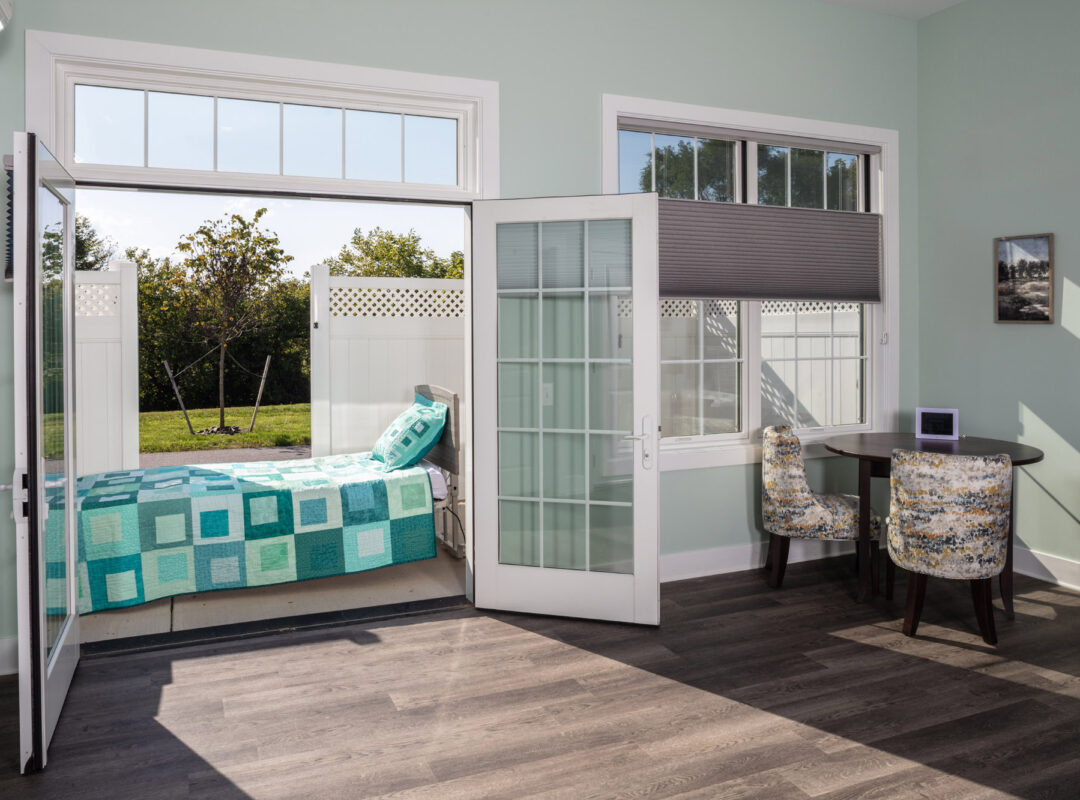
<box><xmin>659</xmin><ymin>427</ymin><xmax>875</xmax><ymax>472</ymax></box>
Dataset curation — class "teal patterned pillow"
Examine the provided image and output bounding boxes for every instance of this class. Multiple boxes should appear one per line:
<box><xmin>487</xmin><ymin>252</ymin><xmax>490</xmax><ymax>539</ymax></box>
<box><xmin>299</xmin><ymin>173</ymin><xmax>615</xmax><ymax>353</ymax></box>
<box><xmin>372</xmin><ymin>394</ymin><xmax>448</xmax><ymax>471</ymax></box>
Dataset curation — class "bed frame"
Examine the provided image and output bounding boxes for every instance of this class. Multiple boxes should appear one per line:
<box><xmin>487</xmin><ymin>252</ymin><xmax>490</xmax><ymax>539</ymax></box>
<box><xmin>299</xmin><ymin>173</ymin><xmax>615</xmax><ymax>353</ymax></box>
<box><xmin>415</xmin><ymin>384</ymin><xmax>465</xmax><ymax>559</ymax></box>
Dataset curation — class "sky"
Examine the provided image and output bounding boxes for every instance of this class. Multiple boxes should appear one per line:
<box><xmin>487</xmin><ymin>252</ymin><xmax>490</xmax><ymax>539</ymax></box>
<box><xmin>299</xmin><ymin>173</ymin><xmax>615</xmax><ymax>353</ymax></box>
<box><xmin>998</xmin><ymin>235</ymin><xmax>1050</xmax><ymax>266</ymax></box>
<box><xmin>76</xmin><ymin>188</ymin><xmax>467</xmax><ymax>278</ymax></box>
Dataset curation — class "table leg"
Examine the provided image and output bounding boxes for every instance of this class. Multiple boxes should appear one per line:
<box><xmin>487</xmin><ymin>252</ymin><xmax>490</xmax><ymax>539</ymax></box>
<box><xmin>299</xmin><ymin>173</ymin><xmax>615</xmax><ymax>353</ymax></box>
<box><xmin>1001</xmin><ymin>479</ymin><xmax>1015</xmax><ymax>620</ymax></box>
<box><xmin>857</xmin><ymin>458</ymin><xmax>873</xmax><ymax>603</ymax></box>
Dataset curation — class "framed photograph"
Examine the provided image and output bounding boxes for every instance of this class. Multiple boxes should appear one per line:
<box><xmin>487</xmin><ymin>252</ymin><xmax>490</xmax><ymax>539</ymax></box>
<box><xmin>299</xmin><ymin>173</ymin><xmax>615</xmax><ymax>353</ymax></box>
<box><xmin>995</xmin><ymin>233</ymin><xmax>1053</xmax><ymax>323</ymax></box>
<box><xmin>916</xmin><ymin>407</ymin><xmax>959</xmax><ymax>441</ymax></box>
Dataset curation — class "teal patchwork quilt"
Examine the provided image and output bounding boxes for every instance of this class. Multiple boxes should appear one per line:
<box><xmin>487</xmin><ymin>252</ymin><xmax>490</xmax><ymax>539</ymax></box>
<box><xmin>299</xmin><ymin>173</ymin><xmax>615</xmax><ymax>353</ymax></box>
<box><xmin>52</xmin><ymin>453</ymin><xmax>437</xmax><ymax>614</ymax></box>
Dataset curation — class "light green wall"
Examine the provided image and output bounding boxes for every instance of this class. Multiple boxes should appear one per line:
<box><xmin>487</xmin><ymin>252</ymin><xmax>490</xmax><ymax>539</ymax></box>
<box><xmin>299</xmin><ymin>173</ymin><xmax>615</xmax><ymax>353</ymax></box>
<box><xmin>0</xmin><ymin>0</ymin><xmax>921</xmax><ymax>640</ymax></box>
<box><xmin>917</xmin><ymin>0</ymin><xmax>1080</xmax><ymax>563</ymax></box>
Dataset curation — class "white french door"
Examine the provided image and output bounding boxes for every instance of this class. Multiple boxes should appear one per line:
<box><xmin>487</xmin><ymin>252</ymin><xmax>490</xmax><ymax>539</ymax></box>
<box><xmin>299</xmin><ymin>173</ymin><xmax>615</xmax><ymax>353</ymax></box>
<box><xmin>472</xmin><ymin>194</ymin><xmax>660</xmax><ymax>624</ymax></box>
<box><xmin>13</xmin><ymin>133</ymin><xmax>81</xmax><ymax>773</ymax></box>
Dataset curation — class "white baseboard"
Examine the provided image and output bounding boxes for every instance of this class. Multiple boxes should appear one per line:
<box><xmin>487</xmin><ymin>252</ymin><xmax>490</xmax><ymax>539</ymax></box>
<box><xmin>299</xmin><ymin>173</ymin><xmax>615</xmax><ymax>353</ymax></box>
<box><xmin>0</xmin><ymin>636</ymin><xmax>16</xmax><ymax>677</ymax></box>
<box><xmin>660</xmin><ymin>539</ymin><xmax>855</xmax><ymax>583</ymax></box>
<box><xmin>1014</xmin><ymin>546</ymin><xmax>1080</xmax><ymax>591</ymax></box>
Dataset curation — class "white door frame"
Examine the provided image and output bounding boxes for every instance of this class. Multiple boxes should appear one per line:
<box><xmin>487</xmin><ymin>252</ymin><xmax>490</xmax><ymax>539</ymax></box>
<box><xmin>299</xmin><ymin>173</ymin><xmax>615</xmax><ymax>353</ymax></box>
<box><xmin>472</xmin><ymin>193</ymin><xmax>660</xmax><ymax>625</ymax></box>
<box><xmin>13</xmin><ymin>132</ymin><xmax>81</xmax><ymax>773</ymax></box>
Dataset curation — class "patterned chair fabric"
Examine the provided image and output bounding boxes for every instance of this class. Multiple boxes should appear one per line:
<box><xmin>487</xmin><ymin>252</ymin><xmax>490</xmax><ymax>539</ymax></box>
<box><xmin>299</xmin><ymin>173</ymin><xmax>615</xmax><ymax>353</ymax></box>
<box><xmin>762</xmin><ymin>425</ymin><xmax>881</xmax><ymax>541</ymax></box>
<box><xmin>888</xmin><ymin>449</ymin><xmax>1012</xmax><ymax>580</ymax></box>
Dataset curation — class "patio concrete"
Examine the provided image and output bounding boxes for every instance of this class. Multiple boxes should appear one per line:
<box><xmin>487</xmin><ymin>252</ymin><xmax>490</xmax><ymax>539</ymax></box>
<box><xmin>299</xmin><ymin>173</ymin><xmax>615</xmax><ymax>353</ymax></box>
<box><xmin>139</xmin><ymin>445</ymin><xmax>312</xmax><ymax>469</ymax></box>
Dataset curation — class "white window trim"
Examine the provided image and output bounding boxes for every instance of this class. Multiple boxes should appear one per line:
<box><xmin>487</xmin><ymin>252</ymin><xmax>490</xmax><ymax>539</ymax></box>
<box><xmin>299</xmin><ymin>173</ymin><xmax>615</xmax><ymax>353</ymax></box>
<box><xmin>26</xmin><ymin>31</ymin><xmax>500</xmax><ymax>201</ymax></box>
<box><xmin>601</xmin><ymin>94</ymin><xmax>900</xmax><ymax>472</ymax></box>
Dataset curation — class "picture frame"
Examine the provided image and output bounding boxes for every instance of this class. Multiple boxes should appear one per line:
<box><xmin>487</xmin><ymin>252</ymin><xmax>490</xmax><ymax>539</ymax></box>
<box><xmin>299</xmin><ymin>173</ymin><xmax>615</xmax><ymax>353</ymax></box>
<box><xmin>995</xmin><ymin>233</ymin><xmax>1053</xmax><ymax>324</ymax></box>
<box><xmin>915</xmin><ymin>407</ymin><xmax>959</xmax><ymax>441</ymax></box>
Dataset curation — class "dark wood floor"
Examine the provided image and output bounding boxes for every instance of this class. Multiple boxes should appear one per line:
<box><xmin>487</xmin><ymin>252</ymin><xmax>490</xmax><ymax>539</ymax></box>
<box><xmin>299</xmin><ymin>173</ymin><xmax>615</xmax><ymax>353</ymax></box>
<box><xmin>3</xmin><ymin>558</ymin><xmax>1080</xmax><ymax>799</ymax></box>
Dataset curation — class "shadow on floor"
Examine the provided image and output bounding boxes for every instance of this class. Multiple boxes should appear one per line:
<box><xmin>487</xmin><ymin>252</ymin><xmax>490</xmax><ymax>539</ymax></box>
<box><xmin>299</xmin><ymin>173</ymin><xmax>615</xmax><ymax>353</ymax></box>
<box><xmin>493</xmin><ymin>559</ymin><xmax>1080</xmax><ymax>798</ymax></box>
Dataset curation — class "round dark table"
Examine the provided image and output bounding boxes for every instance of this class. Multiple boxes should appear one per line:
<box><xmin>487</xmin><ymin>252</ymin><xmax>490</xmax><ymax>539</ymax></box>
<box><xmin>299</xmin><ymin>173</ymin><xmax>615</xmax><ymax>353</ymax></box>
<box><xmin>823</xmin><ymin>433</ymin><xmax>1045</xmax><ymax>612</ymax></box>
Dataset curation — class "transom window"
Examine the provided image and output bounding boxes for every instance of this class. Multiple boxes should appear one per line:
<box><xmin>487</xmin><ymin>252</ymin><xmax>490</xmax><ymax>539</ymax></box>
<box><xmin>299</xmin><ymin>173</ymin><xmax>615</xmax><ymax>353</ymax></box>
<box><xmin>73</xmin><ymin>85</ymin><xmax>458</xmax><ymax>185</ymax></box>
<box><xmin>757</xmin><ymin>145</ymin><xmax>860</xmax><ymax>211</ymax></box>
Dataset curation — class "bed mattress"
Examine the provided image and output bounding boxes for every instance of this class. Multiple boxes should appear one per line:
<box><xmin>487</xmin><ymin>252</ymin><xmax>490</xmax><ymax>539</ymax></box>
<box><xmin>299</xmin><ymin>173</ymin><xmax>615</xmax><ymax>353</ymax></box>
<box><xmin>52</xmin><ymin>452</ymin><xmax>438</xmax><ymax>614</ymax></box>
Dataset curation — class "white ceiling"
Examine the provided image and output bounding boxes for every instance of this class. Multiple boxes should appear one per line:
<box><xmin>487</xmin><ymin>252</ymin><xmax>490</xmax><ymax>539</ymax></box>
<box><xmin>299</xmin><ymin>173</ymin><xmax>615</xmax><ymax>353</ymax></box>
<box><xmin>817</xmin><ymin>0</ymin><xmax>966</xmax><ymax>20</ymax></box>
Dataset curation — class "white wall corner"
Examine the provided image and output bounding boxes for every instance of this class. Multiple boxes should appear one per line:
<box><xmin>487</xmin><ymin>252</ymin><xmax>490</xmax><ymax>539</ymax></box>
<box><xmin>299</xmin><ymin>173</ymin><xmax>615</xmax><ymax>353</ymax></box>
<box><xmin>660</xmin><ymin>539</ymin><xmax>855</xmax><ymax>583</ymax></box>
<box><xmin>0</xmin><ymin>636</ymin><xmax>16</xmax><ymax>677</ymax></box>
<box><xmin>1013</xmin><ymin>546</ymin><xmax>1080</xmax><ymax>592</ymax></box>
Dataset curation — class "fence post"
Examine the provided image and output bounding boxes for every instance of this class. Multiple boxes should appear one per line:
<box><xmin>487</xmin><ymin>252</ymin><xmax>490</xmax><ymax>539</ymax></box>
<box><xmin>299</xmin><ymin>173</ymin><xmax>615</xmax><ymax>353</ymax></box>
<box><xmin>113</xmin><ymin>261</ymin><xmax>140</xmax><ymax>469</ymax></box>
<box><xmin>309</xmin><ymin>263</ymin><xmax>332</xmax><ymax>456</ymax></box>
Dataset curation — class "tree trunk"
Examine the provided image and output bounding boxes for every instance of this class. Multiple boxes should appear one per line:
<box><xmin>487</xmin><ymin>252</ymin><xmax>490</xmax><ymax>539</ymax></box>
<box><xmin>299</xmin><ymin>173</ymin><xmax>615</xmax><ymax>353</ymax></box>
<box><xmin>218</xmin><ymin>341</ymin><xmax>226</xmax><ymax>429</ymax></box>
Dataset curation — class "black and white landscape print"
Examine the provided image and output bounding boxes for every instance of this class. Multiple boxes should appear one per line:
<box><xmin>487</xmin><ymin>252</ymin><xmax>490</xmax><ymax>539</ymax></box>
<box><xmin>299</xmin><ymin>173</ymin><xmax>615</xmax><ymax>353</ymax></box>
<box><xmin>996</xmin><ymin>233</ymin><xmax>1053</xmax><ymax>323</ymax></box>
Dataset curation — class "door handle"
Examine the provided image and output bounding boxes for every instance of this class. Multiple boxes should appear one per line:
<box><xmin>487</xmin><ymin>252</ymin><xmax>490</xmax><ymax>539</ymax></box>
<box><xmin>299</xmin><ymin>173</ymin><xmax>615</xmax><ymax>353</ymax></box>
<box><xmin>624</xmin><ymin>416</ymin><xmax>654</xmax><ymax>470</ymax></box>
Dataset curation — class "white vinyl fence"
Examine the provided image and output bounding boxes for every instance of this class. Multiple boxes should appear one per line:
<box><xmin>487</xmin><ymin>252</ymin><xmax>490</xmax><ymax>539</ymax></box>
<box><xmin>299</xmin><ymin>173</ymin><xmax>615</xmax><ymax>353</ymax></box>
<box><xmin>309</xmin><ymin>265</ymin><xmax>465</xmax><ymax>457</ymax></box>
<box><xmin>75</xmin><ymin>261</ymin><xmax>139</xmax><ymax>475</ymax></box>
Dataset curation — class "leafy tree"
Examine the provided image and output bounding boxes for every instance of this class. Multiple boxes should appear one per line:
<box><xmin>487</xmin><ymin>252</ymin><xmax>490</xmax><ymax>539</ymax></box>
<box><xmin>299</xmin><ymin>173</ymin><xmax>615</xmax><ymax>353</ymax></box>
<box><xmin>175</xmin><ymin>209</ymin><xmax>292</xmax><ymax>429</ymax></box>
<box><xmin>42</xmin><ymin>214</ymin><xmax>116</xmax><ymax>275</ymax></box>
<box><xmin>325</xmin><ymin>227</ymin><xmax>463</xmax><ymax>279</ymax></box>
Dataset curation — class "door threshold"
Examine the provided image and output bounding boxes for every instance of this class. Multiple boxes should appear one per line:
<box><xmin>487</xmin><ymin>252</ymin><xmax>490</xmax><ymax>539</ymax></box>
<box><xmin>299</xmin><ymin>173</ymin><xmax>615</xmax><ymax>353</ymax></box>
<box><xmin>80</xmin><ymin>595</ymin><xmax>472</xmax><ymax>659</ymax></box>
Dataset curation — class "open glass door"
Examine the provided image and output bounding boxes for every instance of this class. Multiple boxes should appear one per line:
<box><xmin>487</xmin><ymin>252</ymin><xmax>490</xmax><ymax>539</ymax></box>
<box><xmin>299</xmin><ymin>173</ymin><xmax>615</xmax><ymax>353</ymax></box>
<box><xmin>472</xmin><ymin>194</ymin><xmax>660</xmax><ymax>624</ymax></box>
<box><xmin>13</xmin><ymin>133</ymin><xmax>80</xmax><ymax>773</ymax></box>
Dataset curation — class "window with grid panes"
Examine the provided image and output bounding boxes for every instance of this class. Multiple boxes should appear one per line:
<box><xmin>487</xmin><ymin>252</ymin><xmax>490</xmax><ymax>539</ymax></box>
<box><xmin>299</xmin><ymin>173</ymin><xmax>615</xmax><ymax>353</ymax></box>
<box><xmin>618</xmin><ymin>124</ymin><xmax>871</xmax><ymax>439</ymax></box>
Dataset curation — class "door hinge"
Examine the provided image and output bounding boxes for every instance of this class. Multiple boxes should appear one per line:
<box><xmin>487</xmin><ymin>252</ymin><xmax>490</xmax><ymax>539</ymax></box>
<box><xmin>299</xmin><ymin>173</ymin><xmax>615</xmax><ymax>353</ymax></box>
<box><xmin>880</xmin><ymin>331</ymin><xmax>889</xmax><ymax>345</ymax></box>
<box><xmin>11</xmin><ymin>470</ymin><xmax>29</xmax><ymax>522</ymax></box>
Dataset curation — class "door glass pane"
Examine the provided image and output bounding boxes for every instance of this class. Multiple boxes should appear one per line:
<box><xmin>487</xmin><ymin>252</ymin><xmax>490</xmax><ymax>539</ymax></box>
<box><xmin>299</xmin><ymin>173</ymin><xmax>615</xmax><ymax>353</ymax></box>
<box><xmin>791</xmin><ymin>148</ymin><xmax>825</xmax><ymax>209</ymax></box>
<box><xmin>496</xmin><ymin>223</ymin><xmax>538</xmax><ymax>289</ymax></box>
<box><xmin>543</xmin><ymin>434</ymin><xmax>586</xmax><ymax>500</ymax></box>
<box><xmin>698</xmin><ymin>139</ymin><xmax>735</xmax><ymax>202</ymax></box>
<box><xmin>588</xmin><ymin>219</ymin><xmax>632</xmax><ymax>288</ymax></box>
<box><xmin>283</xmin><ymin>104</ymin><xmax>342</xmax><ymax>179</ymax></box>
<box><xmin>148</xmin><ymin>92</ymin><xmax>213</xmax><ymax>170</ymax></box>
<box><xmin>541</xmin><ymin>222</ymin><xmax>584</xmax><ymax>289</ymax></box>
<box><xmin>542</xmin><ymin>363</ymin><xmax>585</xmax><ymax>430</ymax></box>
<box><xmin>39</xmin><ymin>184</ymin><xmax>68</xmax><ymax>657</ymax></box>
<box><xmin>74</xmin><ymin>85</ymin><xmax>144</xmax><ymax>166</ymax></box>
<box><xmin>589</xmin><ymin>364</ymin><xmax>632</xmax><ymax>433</ymax></box>
<box><xmin>589</xmin><ymin>293</ymin><xmax>632</xmax><ymax>360</ymax></box>
<box><xmin>496</xmin><ymin>218</ymin><xmax>635</xmax><ymax>573</ymax></box>
<box><xmin>544</xmin><ymin>503</ymin><xmax>586</xmax><ymax>570</ymax></box>
<box><xmin>345</xmin><ymin>110</ymin><xmax>402</xmax><ymax>182</ymax></box>
<box><xmin>498</xmin><ymin>295</ymin><xmax>537</xmax><ymax>358</ymax></box>
<box><xmin>618</xmin><ymin>130</ymin><xmax>653</xmax><ymax>193</ymax></box>
<box><xmin>654</xmin><ymin>133</ymin><xmax>695</xmax><ymax>199</ymax></box>
<box><xmin>499</xmin><ymin>433</ymin><xmax>539</xmax><ymax>497</ymax></box>
<box><xmin>590</xmin><ymin>505</ymin><xmax>633</xmax><ymax>574</ymax></box>
<box><xmin>500</xmin><ymin>501</ymin><xmax>539</xmax><ymax>566</ymax></box>
<box><xmin>757</xmin><ymin>145</ymin><xmax>787</xmax><ymax>206</ymax></box>
<box><xmin>542</xmin><ymin>294</ymin><xmax>584</xmax><ymax>359</ymax></box>
<box><xmin>404</xmin><ymin>115</ymin><xmax>457</xmax><ymax>185</ymax></box>
<box><xmin>827</xmin><ymin>152</ymin><xmax>859</xmax><ymax>211</ymax></box>
<box><xmin>218</xmin><ymin>98</ymin><xmax>280</xmax><ymax>175</ymax></box>
<box><xmin>498</xmin><ymin>364</ymin><xmax>537</xmax><ymax>427</ymax></box>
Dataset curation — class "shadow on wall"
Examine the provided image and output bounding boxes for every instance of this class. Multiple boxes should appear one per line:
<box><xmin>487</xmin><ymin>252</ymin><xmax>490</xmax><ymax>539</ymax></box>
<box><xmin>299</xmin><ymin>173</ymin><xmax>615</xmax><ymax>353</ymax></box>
<box><xmin>1016</xmin><ymin>402</ymin><xmax>1080</xmax><ymax>561</ymax></box>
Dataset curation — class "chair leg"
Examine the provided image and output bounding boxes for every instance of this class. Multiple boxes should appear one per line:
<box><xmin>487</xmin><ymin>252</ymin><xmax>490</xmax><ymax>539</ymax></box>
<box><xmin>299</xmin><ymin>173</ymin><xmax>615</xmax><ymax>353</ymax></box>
<box><xmin>971</xmin><ymin>578</ymin><xmax>998</xmax><ymax>646</ymax></box>
<box><xmin>885</xmin><ymin>556</ymin><xmax>896</xmax><ymax>601</ymax></box>
<box><xmin>767</xmin><ymin>534</ymin><xmax>790</xmax><ymax>589</ymax></box>
<box><xmin>870</xmin><ymin>541</ymin><xmax>880</xmax><ymax>595</ymax></box>
<box><xmin>902</xmin><ymin>573</ymin><xmax>928</xmax><ymax>637</ymax></box>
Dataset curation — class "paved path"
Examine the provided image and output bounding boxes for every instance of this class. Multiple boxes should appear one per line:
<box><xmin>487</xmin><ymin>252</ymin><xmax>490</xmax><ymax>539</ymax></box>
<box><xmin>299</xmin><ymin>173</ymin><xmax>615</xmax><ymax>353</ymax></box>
<box><xmin>139</xmin><ymin>445</ymin><xmax>312</xmax><ymax>469</ymax></box>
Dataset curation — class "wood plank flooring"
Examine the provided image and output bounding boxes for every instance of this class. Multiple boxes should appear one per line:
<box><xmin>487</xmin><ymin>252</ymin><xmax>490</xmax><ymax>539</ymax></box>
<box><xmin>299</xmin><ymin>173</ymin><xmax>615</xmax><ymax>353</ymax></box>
<box><xmin>2</xmin><ymin>558</ymin><xmax>1079</xmax><ymax>799</ymax></box>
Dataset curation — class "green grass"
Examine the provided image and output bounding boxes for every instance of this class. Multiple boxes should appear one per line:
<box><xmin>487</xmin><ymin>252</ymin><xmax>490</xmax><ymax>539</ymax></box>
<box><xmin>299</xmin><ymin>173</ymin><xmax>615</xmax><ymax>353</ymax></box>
<box><xmin>139</xmin><ymin>403</ymin><xmax>311</xmax><ymax>453</ymax></box>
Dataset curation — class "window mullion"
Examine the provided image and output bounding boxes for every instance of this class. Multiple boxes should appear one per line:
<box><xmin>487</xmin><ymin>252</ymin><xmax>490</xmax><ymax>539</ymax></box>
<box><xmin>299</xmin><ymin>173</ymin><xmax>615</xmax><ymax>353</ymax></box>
<box><xmin>698</xmin><ymin>301</ymin><xmax>705</xmax><ymax>437</ymax></box>
<box><xmin>746</xmin><ymin>300</ymin><xmax>762</xmax><ymax>439</ymax></box>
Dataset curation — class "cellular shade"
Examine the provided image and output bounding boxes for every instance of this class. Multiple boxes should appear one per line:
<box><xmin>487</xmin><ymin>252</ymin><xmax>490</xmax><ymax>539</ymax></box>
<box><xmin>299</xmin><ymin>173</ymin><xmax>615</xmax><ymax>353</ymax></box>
<box><xmin>658</xmin><ymin>199</ymin><xmax>882</xmax><ymax>302</ymax></box>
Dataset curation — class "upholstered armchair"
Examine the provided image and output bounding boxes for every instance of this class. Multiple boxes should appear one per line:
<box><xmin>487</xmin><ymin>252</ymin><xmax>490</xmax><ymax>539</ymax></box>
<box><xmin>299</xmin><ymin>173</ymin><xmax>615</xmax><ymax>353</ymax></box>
<box><xmin>888</xmin><ymin>449</ymin><xmax>1012</xmax><ymax>645</ymax></box>
<box><xmin>761</xmin><ymin>425</ymin><xmax>881</xmax><ymax>589</ymax></box>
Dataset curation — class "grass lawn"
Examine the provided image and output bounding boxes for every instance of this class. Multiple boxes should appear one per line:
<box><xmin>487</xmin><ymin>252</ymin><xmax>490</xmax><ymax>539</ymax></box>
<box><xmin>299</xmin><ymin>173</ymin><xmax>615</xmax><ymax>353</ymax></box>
<box><xmin>140</xmin><ymin>403</ymin><xmax>311</xmax><ymax>453</ymax></box>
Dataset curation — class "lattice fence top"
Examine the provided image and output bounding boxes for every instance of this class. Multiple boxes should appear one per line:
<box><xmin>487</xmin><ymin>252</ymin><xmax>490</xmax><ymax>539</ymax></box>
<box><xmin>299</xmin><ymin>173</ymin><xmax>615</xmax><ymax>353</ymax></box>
<box><xmin>329</xmin><ymin>285</ymin><xmax>465</xmax><ymax>319</ymax></box>
<box><xmin>76</xmin><ymin>283</ymin><xmax>120</xmax><ymax>317</ymax></box>
<box><xmin>762</xmin><ymin>301</ymin><xmax>861</xmax><ymax>316</ymax></box>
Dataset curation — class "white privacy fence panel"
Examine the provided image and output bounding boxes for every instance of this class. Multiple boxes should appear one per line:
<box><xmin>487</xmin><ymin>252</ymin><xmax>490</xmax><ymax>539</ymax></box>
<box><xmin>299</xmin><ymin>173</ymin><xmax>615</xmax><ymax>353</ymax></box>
<box><xmin>310</xmin><ymin>265</ymin><xmax>466</xmax><ymax>457</ymax></box>
<box><xmin>75</xmin><ymin>261</ymin><xmax>139</xmax><ymax>475</ymax></box>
